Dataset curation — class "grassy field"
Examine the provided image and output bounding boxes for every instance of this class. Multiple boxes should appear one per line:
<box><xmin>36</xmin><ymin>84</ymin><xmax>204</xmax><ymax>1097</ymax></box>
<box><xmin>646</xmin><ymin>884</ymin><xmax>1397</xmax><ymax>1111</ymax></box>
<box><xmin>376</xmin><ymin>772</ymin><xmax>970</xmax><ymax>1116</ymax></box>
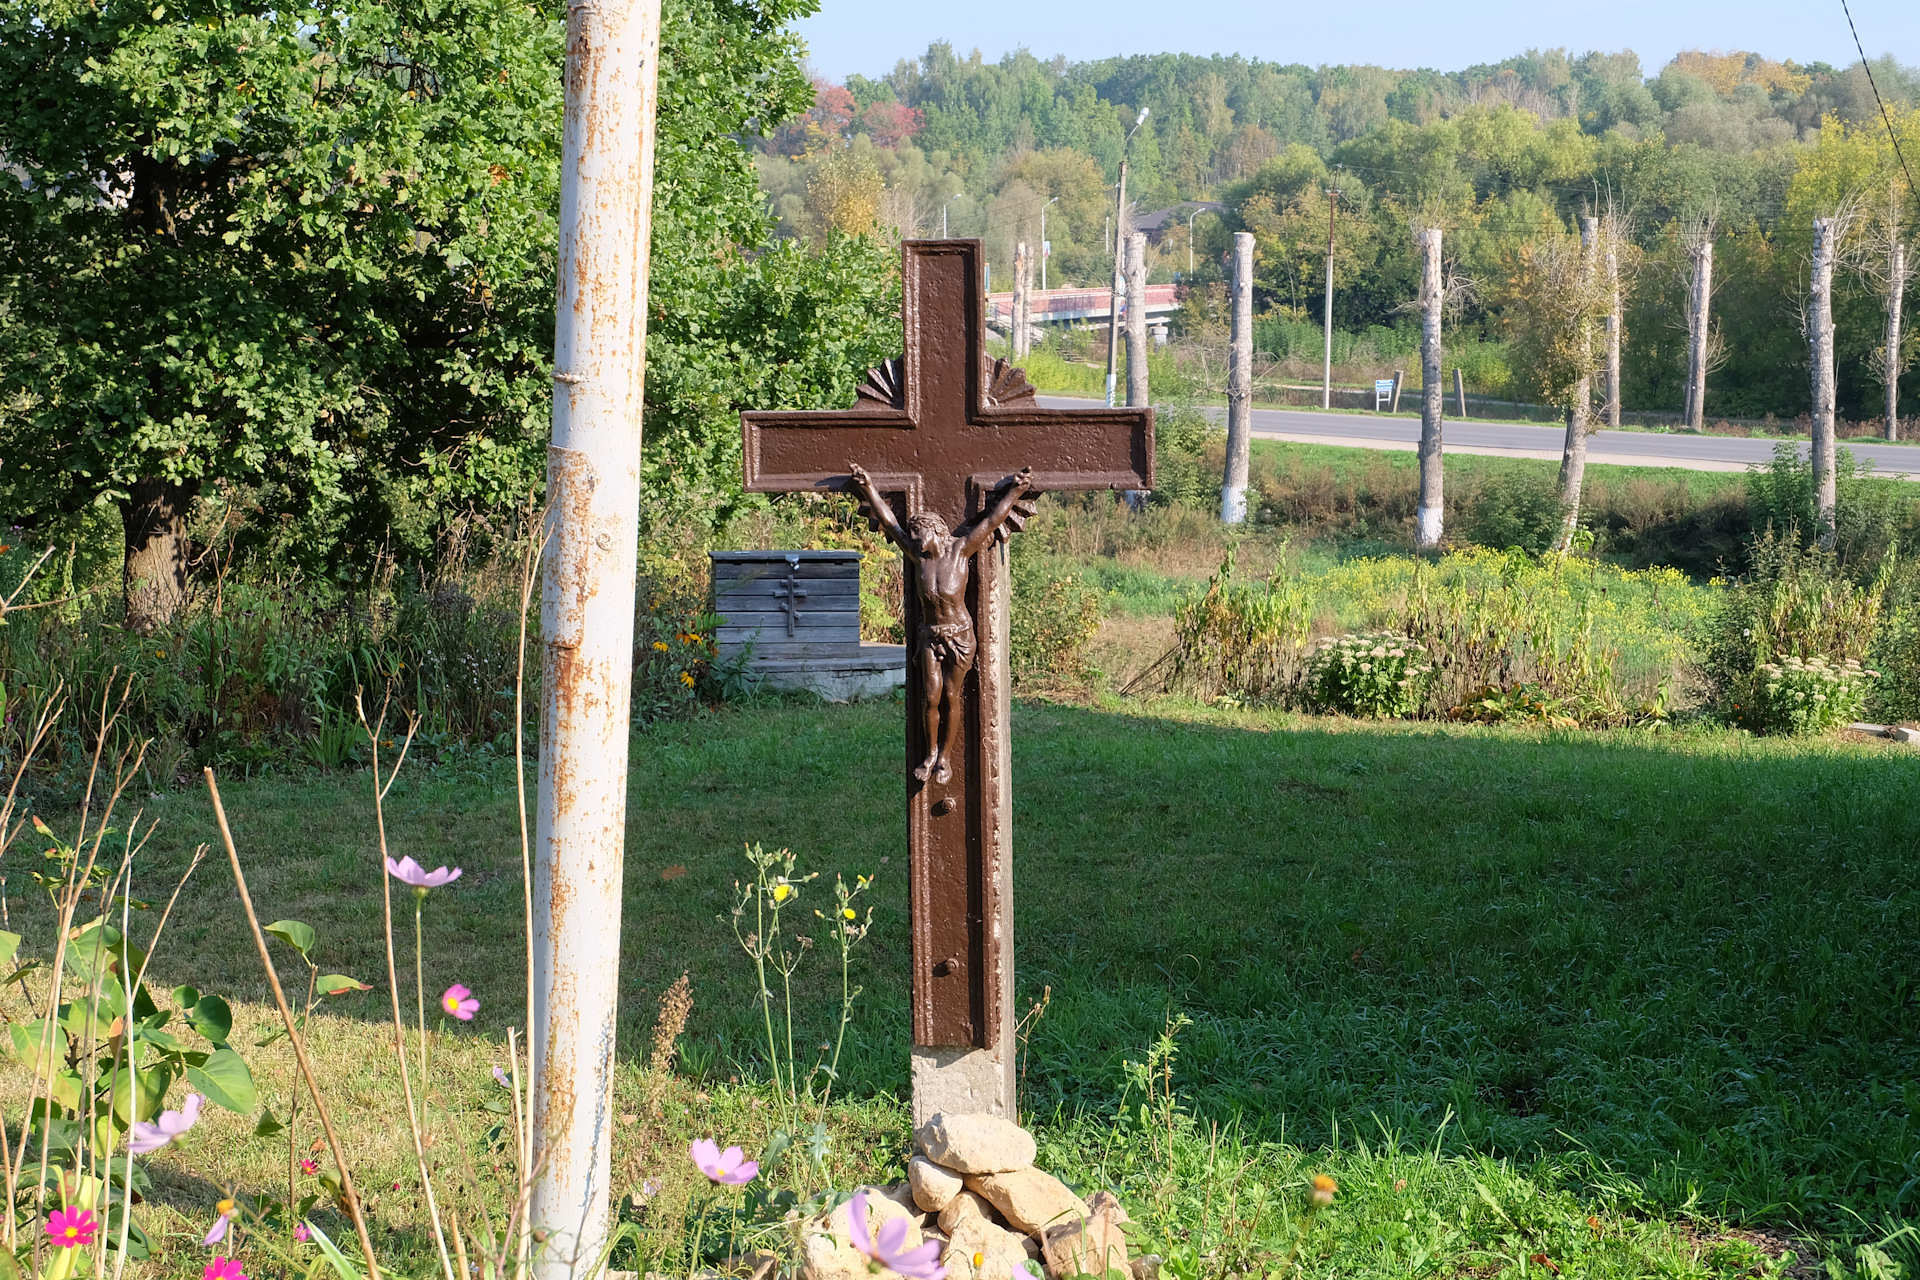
<box><xmin>23</xmin><ymin>695</ymin><xmax>1916</xmax><ymax>1277</ymax></box>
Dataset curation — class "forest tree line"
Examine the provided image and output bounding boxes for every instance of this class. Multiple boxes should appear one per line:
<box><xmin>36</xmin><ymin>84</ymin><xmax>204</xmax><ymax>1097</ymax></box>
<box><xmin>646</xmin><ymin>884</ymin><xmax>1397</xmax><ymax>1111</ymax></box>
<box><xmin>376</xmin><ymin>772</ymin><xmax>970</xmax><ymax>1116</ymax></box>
<box><xmin>757</xmin><ymin>45</ymin><xmax>1920</xmax><ymax>423</ymax></box>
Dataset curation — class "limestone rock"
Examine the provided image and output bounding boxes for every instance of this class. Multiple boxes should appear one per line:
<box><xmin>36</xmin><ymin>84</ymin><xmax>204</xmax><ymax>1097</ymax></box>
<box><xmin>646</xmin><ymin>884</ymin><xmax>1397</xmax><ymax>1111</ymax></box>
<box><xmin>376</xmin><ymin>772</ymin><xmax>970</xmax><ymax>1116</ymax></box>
<box><xmin>1041</xmin><ymin>1198</ymin><xmax>1128</xmax><ymax>1279</ymax></box>
<box><xmin>916</xmin><ymin>1113</ymin><xmax>1037</xmax><ymax>1175</ymax></box>
<box><xmin>938</xmin><ymin>1189</ymin><xmax>995</xmax><ymax>1236</ymax></box>
<box><xmin>910</xmin><ymin>1155</ymin><xmax>967</xmax><ymax>1214</ymax></box>
<box><xmin>966</xmin><ymin>1168</ymin><xmax>1090</xmax><ymax>1236</ymax></box>
<box><xmin>1087</xmin><ymin>1191</ymin><xmax>1130</xmax><ymax>1224</ymax></box>
<box><xmin>942</xmin><ymin>1216</ymin><xmax>1034</xmax><ymax>1280</ymax></box>
<box><xmin>798</xmin><ymin>1186</ymin><xmax>925</xmax><ymax>1280</ymax></box>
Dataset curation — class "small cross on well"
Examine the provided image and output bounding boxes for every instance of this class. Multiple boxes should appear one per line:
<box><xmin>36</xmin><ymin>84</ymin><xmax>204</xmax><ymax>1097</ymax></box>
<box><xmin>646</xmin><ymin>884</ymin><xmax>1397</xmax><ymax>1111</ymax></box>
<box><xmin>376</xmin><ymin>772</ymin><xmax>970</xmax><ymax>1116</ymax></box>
<box><xmin>771</xmin><ymin>557</ymin><xmax>808</xmax><ymax>636</ymax></box>
<box><xmin>742</xmin><ymin>239</ymin><xmax>1153</xmax><ymax>1122</ymax></box>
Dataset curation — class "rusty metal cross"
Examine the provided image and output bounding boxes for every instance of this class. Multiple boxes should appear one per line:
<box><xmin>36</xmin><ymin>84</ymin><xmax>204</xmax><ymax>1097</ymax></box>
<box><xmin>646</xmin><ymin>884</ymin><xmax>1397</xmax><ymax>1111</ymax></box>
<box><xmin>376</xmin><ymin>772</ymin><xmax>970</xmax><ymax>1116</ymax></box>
<box><xmin>742</xmin><ymin>239</ymin><xmax>1152</xmax><ymax>1120</ymax></box>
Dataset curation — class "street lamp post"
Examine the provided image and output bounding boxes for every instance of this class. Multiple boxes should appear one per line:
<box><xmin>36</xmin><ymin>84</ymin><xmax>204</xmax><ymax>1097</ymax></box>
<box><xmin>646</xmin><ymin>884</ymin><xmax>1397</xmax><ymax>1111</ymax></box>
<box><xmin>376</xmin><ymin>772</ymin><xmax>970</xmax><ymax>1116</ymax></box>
<box><xmin>943</xmin><ymin>192</ymin><xmax>962</xmax><ymax>238</ymax></box>
<box><xmin>1105</xmin><ymin>106</ymin><xmax>1149</xmax><ymax>408</ymax></box>
<box><xmin>1040</xmin><ymin>195</ymin><xmax>1059</xmax><ymax>292</ymax></box>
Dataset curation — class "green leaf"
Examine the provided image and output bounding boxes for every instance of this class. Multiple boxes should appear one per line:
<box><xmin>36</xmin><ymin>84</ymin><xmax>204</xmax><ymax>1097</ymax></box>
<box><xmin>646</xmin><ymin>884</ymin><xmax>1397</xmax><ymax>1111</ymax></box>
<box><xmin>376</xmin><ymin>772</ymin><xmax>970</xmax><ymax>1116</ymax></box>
<box><xmin>187</xmin><ymin>994</ymin><xmax>233</xmax><ymax>1045</ymax></box>
<box><xmin>305</xmin><ymin>1220</ymin><xmax>367</xmax><ymax>1280</ymax></box>
<box><xmin>266</xmin><ymin>920</ymin><xmax>315</xmax><ymax>957</ymax></box>
<box><xmin>253</xmin><ymin>1108</ymin><xmax>285</xmax><ymax>1138</ymax></box>
<box><xmin>0</xmin><ymin>931</ymin><xmax>21</xmax><ymax>971</ymax></box>
<box><xmin>171</xmin><ymin>985</ymin><xmax>200</xmax><ymax>1012</ymax></box>
<box><xmin>316</xmin><ymin>975</ymin><xmax>371</xmax><ymax>997</ymax></box>
<box><xmin>185</xmin><ymin>1046</ymin><xmax>256</xmax><ymax>1113</ymax></box>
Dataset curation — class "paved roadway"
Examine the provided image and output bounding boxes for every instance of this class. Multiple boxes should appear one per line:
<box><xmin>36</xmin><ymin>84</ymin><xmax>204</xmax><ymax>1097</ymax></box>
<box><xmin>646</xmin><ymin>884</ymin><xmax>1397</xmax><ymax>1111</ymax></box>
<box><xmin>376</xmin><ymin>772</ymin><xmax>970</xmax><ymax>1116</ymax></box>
<box><xmin>1035</xmin><ymin>396</ymin><xmax>1920</xmax><ymax>478</ymax></box>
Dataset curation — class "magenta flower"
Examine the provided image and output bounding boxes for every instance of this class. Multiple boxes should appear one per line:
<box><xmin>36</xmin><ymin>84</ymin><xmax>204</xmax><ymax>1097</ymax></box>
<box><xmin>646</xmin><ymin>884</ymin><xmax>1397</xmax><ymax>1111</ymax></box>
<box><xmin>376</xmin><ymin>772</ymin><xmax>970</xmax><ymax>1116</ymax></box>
<box><xmin>441</xmin><ymin>985</ymin><xmax>479</xmax><ymax>1021</ymax></box>
<box><xmin>847</xmin><ymin>1190</ymin><xmax>946</xmax><ymax>1280</ymax></box>
<box><xmin>294</xmin><ymin>1222</ymin><xmax>313</xmax><ymax>1244</ymax></box>
<box><xmin>46</xmin><ymin>1207</ymin><xmax>97</xmax><ymax>1249</ymax></box>
<box><xmin>688</xmin><ymin>1138</ymin><xmax>758</xmax><ymax>1185</ymax></box>
<box><xmin>129</xmin><ymin>1092</ymin><xmax>205</xmax><ymax>1154</ymax></box>
<box><xmin>204</xmin><ymin>1258</ymin><xmax>247</xmax><ymax>1280</ymax></box>
<box><xmin>386</xmin><ymin>856</ymin><xmax>462</xmax><ymax>889</ymax></box>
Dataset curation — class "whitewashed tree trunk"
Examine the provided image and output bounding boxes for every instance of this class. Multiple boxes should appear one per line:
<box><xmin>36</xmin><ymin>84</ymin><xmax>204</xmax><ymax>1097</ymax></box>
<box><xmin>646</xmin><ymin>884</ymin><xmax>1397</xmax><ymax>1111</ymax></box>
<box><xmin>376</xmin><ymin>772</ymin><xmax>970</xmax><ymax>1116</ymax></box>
<box><xmin>1223</xmin><ymin>231</ymin><xmax>1254</xmax><ymax>523</ymax></box>
<box><xmin>1414</xmin><ymin>226</ymin><xmax>1444</xmax><ymax>549</ymax></box>
<box><xmin>1012</xmin><ymin>241</ymin><xmax>1030</xmax><ymax>359</ymax></box>
<box><xmin>1125</xmin><ymin>232</ymin><xmax>1148</xmax><ymax>408</ymax></box>
<box><xmin>1811</xmin><ymin>216</ymin><xmax>1839</xmax><ymax>546</ymax></box>
<box><xmin>1605</xmin><ymin>244</ymin><xmax>1621</xmax><ymax>429</ymax></box>
<box><xmin>1554</xmin><ymin>217</ymin><xmax>1599</xmax><ymax>552</ymax></box>
<box><xmin>1887</xmin><ymin>237</ymin><xmax>1905</xmax><ymax>441</ymax></box>
<box><xmin>1685</xmin><ymin>240</ymin><xmax>1714</xmax><ymax>431</ymax></box>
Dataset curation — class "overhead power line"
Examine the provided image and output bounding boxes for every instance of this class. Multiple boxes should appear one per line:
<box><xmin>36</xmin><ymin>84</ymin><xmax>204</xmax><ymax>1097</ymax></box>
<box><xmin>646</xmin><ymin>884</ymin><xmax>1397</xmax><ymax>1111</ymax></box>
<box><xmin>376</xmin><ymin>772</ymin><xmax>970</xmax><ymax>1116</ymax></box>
<box><xmin>1838</xmin><ymin>0</ymin><xmax>1917</xmax><ymax>196</ymax></box>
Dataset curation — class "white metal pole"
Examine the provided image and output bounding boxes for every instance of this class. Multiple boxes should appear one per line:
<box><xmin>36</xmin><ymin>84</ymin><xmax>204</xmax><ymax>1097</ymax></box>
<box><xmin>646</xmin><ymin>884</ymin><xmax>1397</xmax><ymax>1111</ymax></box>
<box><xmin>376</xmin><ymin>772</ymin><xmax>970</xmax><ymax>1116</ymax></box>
<box><xmin>1322</xmin><ymin>189</ymin><xmax>1337</xmax><ymax>411</ymax></box>
<box><xmin>1040</xmin><ymin>196</ymin><xmax>1057</xmax><ymax>292</ymax></box>
<box><xmin>534</xmin><ymin>0</ymin><xmax>661</xmax><ymax>1273</ymax></box>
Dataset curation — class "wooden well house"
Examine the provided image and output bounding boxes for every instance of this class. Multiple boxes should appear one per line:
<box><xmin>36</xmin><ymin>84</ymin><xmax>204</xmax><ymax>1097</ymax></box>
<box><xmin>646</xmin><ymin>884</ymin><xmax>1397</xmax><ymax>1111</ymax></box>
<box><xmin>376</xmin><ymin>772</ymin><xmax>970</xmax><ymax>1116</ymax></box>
<box><xmin>709</xmin><ymin>550</ymin><xmax>906</xmax><ymax>699</ymax></box>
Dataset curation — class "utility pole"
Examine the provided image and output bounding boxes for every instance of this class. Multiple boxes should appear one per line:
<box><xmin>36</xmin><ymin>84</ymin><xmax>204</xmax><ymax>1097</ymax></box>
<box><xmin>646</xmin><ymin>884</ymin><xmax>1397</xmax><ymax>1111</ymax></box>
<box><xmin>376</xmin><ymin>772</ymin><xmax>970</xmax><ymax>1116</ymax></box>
<box><xmin>1223</xmin><ymin>231</ymin><xmax>1254</xmax><ymax>523</ymax></box>
<box><xmin>943</xmin><ymin>192</ymin><xmax>961</xmax><ymax>238</ymax></box>
<box><xmin>1188</xmin><ymin>207</ymin><xmax>1199</xmax><ymax>277</ymax></box>
<box><xmin>1124</xmin><ymin>232</ymin><xmax>1150</xmax><ymax>509</ymax></box>
<box><xmin>1040</xmin><ymin>195</ymin><xmax>1058</xmax><ymax>292</ymax></box>
<box><xmin>1321</xmin><ymin>182</ymin><xmax>1341</xmax><ymax>410</ymax></box>
<box><xmin>534</xmin><ymin>0</ymin><xmax>662</xmax><ymax>1273</ymax></box>
<box><xmin>1106</xmin><ymin>106</ymin><xmax>1149</xmax><ymax>408</ymax></box>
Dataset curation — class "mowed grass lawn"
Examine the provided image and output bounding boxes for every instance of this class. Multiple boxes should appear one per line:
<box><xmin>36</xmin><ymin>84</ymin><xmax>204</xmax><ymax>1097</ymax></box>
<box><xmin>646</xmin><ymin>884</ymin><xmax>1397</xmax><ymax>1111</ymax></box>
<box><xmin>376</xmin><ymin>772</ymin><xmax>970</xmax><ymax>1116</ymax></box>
<box><xmin>50</xmin><ymin>697</ymin><xmax>1920</xmax><ymax>1270</ymax></box>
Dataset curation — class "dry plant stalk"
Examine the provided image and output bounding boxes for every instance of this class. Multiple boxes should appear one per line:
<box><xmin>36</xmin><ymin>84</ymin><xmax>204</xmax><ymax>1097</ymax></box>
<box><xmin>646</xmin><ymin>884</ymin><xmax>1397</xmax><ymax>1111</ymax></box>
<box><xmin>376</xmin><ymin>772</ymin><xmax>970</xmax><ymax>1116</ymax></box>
<box><xmin>650</xmin><ymin>972</ymin><xmax>694</xmax><ymax>1077</ymax></box>
<box><xmin>204</xmin><ymin>769</ymin><xmax>385</xmax><ymax>1280</ymax></box>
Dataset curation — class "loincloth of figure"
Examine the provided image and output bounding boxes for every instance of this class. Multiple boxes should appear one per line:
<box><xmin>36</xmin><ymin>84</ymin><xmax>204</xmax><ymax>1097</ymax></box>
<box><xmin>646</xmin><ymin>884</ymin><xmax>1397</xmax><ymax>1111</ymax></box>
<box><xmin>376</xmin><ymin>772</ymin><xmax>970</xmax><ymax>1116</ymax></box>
<box><xmin>919</xmin><ymin>619</ymin><xmax>977</xmax><ymax>670</ymax></box>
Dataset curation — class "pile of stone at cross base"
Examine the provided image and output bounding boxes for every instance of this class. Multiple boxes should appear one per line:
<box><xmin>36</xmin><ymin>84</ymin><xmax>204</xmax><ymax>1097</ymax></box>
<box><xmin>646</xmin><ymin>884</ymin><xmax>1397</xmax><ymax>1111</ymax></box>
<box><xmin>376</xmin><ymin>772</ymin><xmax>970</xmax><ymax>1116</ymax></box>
<box><xmin>800</xmin><ymin>1113</ymin><xmax>1156</xmax><ymax>1280</ymax></box>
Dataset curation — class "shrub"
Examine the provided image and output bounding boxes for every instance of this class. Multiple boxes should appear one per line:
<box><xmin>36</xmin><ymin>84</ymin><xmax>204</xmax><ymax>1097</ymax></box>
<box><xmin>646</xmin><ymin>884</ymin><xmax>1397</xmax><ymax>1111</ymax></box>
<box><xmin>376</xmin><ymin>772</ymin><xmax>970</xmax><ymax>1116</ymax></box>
<box><xmin>1694</xmin><ymin>531</ymin><xmax>1887</xmax><ymax>730</ymax></box>
<box><xmin>1010</xmin><ymin>540</ymin><xmax>1105</xmax><ymax>686</ymax></box>
<box><xmin>1147</xmin><ymin>404</ymin><xmax>1223</xmax><ymax>511</ymax></box>
<box><xmin>1305</xmin><ymin>631</ymin><xmax>1432</xmax><ymax>718</ymax></box>
<box><xmin>1748</xmin><ymin>655</ymin><xmax>1877</xmax><ymax>734</ymax></box>
<box><xmin>1167</xmin><ymin>548</ymin><xmax>1312</xmax><ymax>703</ymax></box>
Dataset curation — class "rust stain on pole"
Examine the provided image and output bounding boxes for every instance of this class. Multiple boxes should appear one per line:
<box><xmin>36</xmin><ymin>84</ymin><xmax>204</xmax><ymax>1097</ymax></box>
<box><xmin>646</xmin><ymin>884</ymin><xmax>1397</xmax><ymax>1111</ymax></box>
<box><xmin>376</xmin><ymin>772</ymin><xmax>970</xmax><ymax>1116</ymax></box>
<box><xmin>532</xmin><ymin>0</ymin><xmax>663</xmax><ymax>1275</ymax></box>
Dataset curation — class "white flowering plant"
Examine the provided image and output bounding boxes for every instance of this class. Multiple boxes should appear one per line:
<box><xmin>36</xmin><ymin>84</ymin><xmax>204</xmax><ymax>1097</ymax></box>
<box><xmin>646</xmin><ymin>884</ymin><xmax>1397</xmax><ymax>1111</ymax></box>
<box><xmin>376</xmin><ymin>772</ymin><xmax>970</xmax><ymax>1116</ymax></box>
<box><xmin>1750</xmin><ymin>655</ymin><xmax>1878</xmax><ymax>735</ymax></box>
<box><xmin>1305</xmin><ymin>631</ymin><xmax>1434</xmax><ymax>718</ymax></box>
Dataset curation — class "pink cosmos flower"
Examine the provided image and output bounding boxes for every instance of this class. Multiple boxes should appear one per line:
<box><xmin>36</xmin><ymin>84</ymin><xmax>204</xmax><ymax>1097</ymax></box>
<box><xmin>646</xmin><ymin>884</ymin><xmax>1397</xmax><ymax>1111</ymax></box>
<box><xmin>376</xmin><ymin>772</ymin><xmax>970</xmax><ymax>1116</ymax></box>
<box><xmin>204</xmin><ymin>1197</ymin><xmax>237</xmax><ymax>1245</ymax></box>
<box><xmin>493</xmin><ymin>1066</ymin><xmax>511</xmax><ymax>1088</ymax></box>
<box><xmin>129</xmin><ymin>1092</ymin><xmax>205</xmax><ymax>1154</ymax></box>
<box><xmin>294</xmin><ymin>1222</ymin><xmax>313</xmax><ymax>1244</ymax></box>
<box><xmin>300</xmin><ymin>1159</ymin><xmax>319</xmax><ymax>1175</ymax></box>
<box><xmin>46</xmin><ymin>1207</ymin><xmax>97</xmax><ymax>1249</ymax></box>
<box><xmin>441</xmin><ymin>985</ymin><xmax>479</xmax><ymax>1021</ymax></box>
<box><xmin>688</xmin><ymin>1138</ymin><xmax>758</xmax><ymax>1185</ymax></box>
<box><xmin>204</xmin><ymin>1258</ymin><xmax>247</xmax><ymax>1280</ymax></box>
<box><xmin>386</xmin><ymin>856</ymin><xmax>462</xmax><ymax>889</ymax></box>
<box><xmin>847</xmin><ymin>1190</ymin><xmax>945</xmax><ymax>1280</ymax></box>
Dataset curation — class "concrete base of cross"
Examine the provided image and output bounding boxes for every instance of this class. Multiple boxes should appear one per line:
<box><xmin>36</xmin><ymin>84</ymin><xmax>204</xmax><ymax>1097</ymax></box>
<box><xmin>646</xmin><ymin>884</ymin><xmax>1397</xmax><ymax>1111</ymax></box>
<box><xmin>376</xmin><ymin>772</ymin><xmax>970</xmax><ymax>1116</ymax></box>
<box><xmin>911</xmin><ymin>1046</ymin><xmax>1013</xmax><ymax>1128</ymax></box>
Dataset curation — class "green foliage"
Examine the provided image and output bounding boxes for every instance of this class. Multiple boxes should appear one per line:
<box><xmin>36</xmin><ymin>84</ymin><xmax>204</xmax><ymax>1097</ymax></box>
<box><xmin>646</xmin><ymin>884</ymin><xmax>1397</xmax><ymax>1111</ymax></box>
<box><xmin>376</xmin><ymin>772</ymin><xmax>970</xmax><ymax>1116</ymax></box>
<box><xmin>1745</xmin><ymin>442</ymin><xmax>1919</xmax><ymax>567</ymax></box>
<box><xmin>1010</xmin><ymin>537</ymin><xmax>1105</xmax><ymax>686</ymax></box>
<box><xmin>1305</xmin><ymin>631</ymin><xmax>1432</xmax><ymax>717</ymax></box>
<box><xmin>1750</xmin><ymin>655</ymin><xmax>1877</xmax><ymax>734</ymax></box>
<box><xmin>1146</xmin><ymin>405</ymin><xmax>1222</xmax><ymax>510</ymax></box>
<box><xmin>1168</xmin><ymin>548</ymin><xmax>1312</xmax><ymax>703</ymax></box>
<box><xmin>1694</xmin><ymin>530</ymin><xmax>1890</xmax><ymax>731</ymax></box>
<box><xmin>1458</xmin><ymin>472</ymin><xmax>1566</xmax><ymax>555</ymax></box>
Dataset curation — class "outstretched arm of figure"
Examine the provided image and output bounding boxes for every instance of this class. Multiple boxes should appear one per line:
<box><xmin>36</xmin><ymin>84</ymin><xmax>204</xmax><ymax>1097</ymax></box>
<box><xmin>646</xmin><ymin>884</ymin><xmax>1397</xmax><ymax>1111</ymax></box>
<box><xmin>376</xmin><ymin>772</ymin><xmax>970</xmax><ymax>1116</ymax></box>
<box><xmin>959</xmin><ymin>467</ymin><xmax>1035</xmax><ymax>558</ymax></box>
<box><xmin>848</xmin><ymin>463</ymin><xmax>911</xmax><ymax>552</ymax></box>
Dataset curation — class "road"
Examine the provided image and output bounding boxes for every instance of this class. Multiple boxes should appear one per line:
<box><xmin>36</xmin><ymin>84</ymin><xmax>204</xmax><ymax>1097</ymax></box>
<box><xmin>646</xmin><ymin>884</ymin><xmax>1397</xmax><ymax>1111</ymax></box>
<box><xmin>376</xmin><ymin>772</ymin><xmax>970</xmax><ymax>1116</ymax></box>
<box><xmin>1034</xmin><ymin>396</ymin><xmax>1920</xmax><ymax>478</ymax></box>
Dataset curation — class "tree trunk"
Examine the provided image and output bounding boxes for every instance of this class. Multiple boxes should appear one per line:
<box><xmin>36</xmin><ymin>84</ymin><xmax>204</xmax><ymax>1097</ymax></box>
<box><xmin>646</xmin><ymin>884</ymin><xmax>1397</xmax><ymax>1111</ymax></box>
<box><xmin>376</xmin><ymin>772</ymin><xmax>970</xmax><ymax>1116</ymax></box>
<box><xmin>1555</xmin><ymin>217</ymin><xmax>1598</xmax><ymax>552</ymax></box>
<box><xmin>1685</xmin><ymin>240</ymin><xmax>1713</xmax><ymax>431</ymax></box>
<box><xmin>1104</xmin><ymin>160</ymin><xmax>1128</xmax><ymax>408</ymax></box>
<box><xmin>1415</xmin><ymin>226</ymin><xmax>1444</xmax><ymax>549</ymax></box>
<box><xmin>121</xmin><ymin>478</ymin><xmax>197</xmax><ymax>633</ymax></box>
<box><xmin>1012</xmin><ymin>241</ymin><xmax>1031</xmax><ymax>359</ymax></box>
<box><xmin>1223</xmin><ymin>231</ymin><xmax>1254</xmax><ymax>524</ymax></box>
<box><xmin>1811</xmin><ymin>215</ymin><xmax>1839</xmax><ymax>546</ymax></box>
<box><xmin>1124</xmin><ymin>232</ymin><xmax>1150</xmax><ymax>511</ymax></box>
<box><xmin>1605</xmin><ymin>245</ymin><xmax>1621</xmax><ymax>429</ymax></box>
<box><xmin>1888</xmin><ymin>237</ymin><xmax>1905</xmax><ymax>441</ymax></box>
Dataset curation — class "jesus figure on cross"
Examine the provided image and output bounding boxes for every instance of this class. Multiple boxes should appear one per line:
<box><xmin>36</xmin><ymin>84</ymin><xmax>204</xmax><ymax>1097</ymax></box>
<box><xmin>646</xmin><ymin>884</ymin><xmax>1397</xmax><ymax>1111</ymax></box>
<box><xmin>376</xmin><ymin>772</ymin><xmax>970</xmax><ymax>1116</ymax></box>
<box><xmin>849</xmin><ymin>461</ymin><xmax>1036</xmax><ymax>784</ymax></box>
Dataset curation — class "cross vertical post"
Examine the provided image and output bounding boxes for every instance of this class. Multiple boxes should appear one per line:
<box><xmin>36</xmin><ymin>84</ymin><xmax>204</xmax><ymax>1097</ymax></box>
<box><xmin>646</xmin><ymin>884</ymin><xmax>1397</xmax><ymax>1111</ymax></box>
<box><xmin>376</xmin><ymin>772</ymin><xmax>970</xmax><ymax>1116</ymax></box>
<box><xmin>741</xmin><ymin>240</ymin><xmax>1152</xmax><ymax>1122</ymax></box>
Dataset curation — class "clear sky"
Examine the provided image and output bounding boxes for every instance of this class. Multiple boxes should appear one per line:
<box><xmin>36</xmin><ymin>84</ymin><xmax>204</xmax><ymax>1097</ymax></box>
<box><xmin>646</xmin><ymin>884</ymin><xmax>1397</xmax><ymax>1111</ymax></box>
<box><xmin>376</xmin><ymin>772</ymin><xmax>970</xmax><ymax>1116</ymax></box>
<box><xmin>793</xmin><ymin>0</ymin><xmax>1918</xmax><ymax>85</ymax></box>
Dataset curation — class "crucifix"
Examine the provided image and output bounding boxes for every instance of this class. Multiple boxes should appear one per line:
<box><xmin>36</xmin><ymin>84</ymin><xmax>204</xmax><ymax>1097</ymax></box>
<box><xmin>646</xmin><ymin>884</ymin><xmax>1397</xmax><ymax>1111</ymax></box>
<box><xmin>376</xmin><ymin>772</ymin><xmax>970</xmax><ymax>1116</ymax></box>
<box><xmin>742</xmin><ymin>239</ymin><xmax>1153</xmax><ymax>1122</ymax></box>
<box><xmin>772</xmin><ymin>558</ymin><xmax>807</xmax><ymax>635</ymax></box>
